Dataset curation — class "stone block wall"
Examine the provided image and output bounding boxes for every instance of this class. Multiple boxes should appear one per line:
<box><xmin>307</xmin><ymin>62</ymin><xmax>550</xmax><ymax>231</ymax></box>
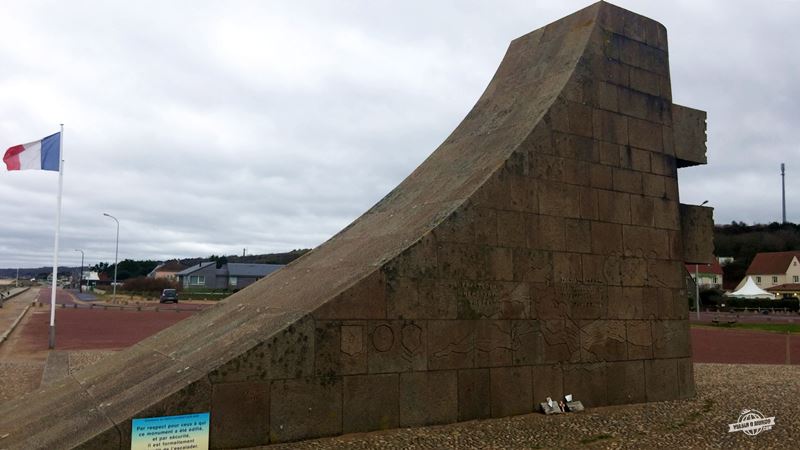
<box><xmin>203</xmin><ymin>3</ymin><xmax>706</xmax><ymax>447</ymax></box>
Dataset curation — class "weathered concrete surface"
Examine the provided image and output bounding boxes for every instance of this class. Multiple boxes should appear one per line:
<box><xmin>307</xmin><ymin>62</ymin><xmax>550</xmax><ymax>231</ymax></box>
<box><xmin>680</xmin><ymin>204</ymin><xmax>715</xmax><ymax>264</ymax></box>
<box><xmin>673</xmin><ymin>104</ymin><xmax>708</xmax><ymax>168</ymax></box>
<box><xmin>0</xmin><ymin>2</ymin><xmax>710</xmax><ymax>448</ymax></box>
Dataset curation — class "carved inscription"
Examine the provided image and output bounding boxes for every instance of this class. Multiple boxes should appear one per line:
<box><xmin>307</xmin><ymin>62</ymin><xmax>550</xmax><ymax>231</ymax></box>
<box><xmin>455</xmin><ymin>281</ymin><xmax>530</xmax><ymax>319</ymax></box>
<box><xmin>535</xmin><ymin>278</ymin><xmax>606</xmax><ymax>319</ymax></box>
<box><xmin>555</xmin><ymin>283</ymin><xmax>593</xmax><ymax>307</ymax></box>
<box><xmin>555</xmin><ymin>281</ymin><xmax>605</xmax><ymax>319</ymax></box>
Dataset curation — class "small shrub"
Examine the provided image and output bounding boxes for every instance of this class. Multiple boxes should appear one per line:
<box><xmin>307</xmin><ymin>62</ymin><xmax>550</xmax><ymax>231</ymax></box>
<box><xmin>120</xmin><ymin>277</ymin><xmax>180</xmax><ymax>296</ymax></box>
<box><xmin>700</xmin><ymin>288</ymin><xmax>725</xmax><ymax>307</ymax></box>
<box><xmin>725</xmin><ymin>297</ymin><xmax>799</xmax><ymax>311</ymax></box>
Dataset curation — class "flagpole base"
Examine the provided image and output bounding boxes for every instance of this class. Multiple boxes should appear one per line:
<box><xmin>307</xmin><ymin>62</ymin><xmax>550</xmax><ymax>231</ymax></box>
<box><xmin>48</xmin><ymin>325</ymin><xmax>55</xmax><ymax>349</ymax></box>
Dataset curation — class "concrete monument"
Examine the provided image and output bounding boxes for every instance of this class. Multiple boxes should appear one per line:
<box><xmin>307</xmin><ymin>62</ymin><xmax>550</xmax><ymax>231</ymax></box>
<box><xmin>0</xmin><ymin>2</ymin><xmax>711</xmax><ymax>448</ymax></box>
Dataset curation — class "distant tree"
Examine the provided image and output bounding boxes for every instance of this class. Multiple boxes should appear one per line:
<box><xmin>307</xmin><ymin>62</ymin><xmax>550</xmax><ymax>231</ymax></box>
<box><xmin>95</xmin><ymin>259</ymin><xmax>159</xmax><ymax>281</ymax></box>
<box><xmin>209</xmin><ymin>255</ymin><xmax>229</xmax><ymax>269</ymax></box>
<box><xmin>715</xmin><ymin>221</ymin><xmax>800</xmax><ymax>288</ymax></box>
<box><xmin>91</xmin><ymin>262</ymin><xmax>109</xmax><ymax>273</ymax></box>
<box><xmin>85</xmin><ymin>250</ymin><xmax>309</xmax><ymax>282</ymax></box>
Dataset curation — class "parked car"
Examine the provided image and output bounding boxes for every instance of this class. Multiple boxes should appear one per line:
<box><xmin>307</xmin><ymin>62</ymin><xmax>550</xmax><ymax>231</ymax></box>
<box><xmin>160</xmin><ymin>288</ymin><xmax>178</xmax><ymax>303</ymax></box>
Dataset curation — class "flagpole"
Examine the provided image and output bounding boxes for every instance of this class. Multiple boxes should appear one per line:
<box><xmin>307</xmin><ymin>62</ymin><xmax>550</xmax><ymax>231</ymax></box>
<box><xmin>48</xmin><ymin>124</ymin><xmax>64</xmax><ymax>349</ymax></box>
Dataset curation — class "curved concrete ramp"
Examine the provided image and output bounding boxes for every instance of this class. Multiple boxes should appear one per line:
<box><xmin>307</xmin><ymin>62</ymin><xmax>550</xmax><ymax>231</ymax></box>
<box><xmin>0</xmin><ymin>2</ymin><xmax>709</xmax><ymax>448</ymax></box>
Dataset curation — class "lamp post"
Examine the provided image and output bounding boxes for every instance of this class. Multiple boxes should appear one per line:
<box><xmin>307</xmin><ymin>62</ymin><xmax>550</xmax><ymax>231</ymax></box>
<box><xmin>695</xmin><ymin>264</ymin><xmax>700</xmax><ymax>320</ymax></box>
<box><xmin>103</xmin><ymin>213</ymin><xmax>119</xmax><ymax>301</ymax></box>
<box><xmin>74</xmin><ymin>249</ymin><xmax>84</xmax><ymax>292</ymax></box>
<box><xmin>694</xmin><ymin>200</ymin><xmax>708</xmax><ymax>321</ymax></box>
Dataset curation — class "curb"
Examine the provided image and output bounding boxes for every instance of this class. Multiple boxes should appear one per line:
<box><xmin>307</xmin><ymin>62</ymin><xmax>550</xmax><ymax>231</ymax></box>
<box><xmin>0</xmin><ymin>304</ymin><xmax>31</xmax><ymax>346</ymax></box>
<box><xmin>0</xmin><ymin>286</ymin><xmax>30</xmax><ymax>305</ymax></box>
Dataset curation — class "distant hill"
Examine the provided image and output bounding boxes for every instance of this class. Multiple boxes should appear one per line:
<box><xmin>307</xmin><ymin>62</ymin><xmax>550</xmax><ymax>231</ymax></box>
<box><xmin>0</xmin><ymin>267</ymin><xmax>73</xmax><ymax>280</ymax></box>
<box><xmin>715</xmin><ymin>222</ymin><xmax>800</xmax><ymax>289</ymax></box>
<box><xmin>178</xmin><ymin>249</ymin><xmax>310</xmax><ymax>268</ymax></box>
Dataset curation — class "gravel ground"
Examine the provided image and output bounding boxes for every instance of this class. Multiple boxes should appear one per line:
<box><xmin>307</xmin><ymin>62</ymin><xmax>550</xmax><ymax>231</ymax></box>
<box><xmin>0</xmin><ymin>350</ymin><xmax>115</xmax><ymax>404</ymax></box>
<box><xmin>1</xmin><ymin>358</ymin><xmax>796</xmax><ymax>448</ymax></box>
<box><xmin>265</xmin><ymin>364</ymin><xmax>798</xmax><ymax>449</ymax></box>
<box><xmin>0</xmin><ymin>359</ymin><xmax>43</xmax><ymax>404</ymax></box>
<box><xmin>68</xmin><ymin>350</ymin><xmax>116</xmax><ymax>373</ymax></box>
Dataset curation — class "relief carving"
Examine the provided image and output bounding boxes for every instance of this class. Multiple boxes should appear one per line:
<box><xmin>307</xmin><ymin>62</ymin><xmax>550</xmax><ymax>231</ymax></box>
<box><xmin>401</xmin><ymin>323</ymin><xmax>423</xmax><ymax>353</ymax></box>
<box><xmin>341</xmin><ymin>325</ymin><xmax>364</xmax><ymax>357</ymax></box>
<box><xmin>372</xmin><ymin>324</ymin><xmax>394</xmax><ymax>352</ymax></box>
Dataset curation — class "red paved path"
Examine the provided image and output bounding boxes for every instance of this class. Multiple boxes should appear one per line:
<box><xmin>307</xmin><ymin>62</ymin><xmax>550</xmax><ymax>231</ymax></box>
<box><xmin>17</xmin><ymin>308</ymin><xmax>193</xmax><ymax>352</ymax></box>
<box><xmin>36</xmin><ymin>287</ymin><xmax>76</xmax><ymax>305</ymax></box>
<box><xmin>691</xmin><ymin>327</ymin><xmax>800</xmax><ymax>365</ymax></box>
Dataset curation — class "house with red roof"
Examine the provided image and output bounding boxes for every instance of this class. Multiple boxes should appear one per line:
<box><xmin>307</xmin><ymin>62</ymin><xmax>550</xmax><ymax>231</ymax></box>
<box><xmin>736</xmin><ymin>251</ymin><xmax>800</xmax><ymax>298</ymax></box>
<box><xmin>146</xmin><ymin>260</ymin><xmax>187</xmax><ymax>281</ymax></box>
<box><xmin>685</xmin><ymin>260</ymin><xmax>723</xmax><ymax>289</ymax></box>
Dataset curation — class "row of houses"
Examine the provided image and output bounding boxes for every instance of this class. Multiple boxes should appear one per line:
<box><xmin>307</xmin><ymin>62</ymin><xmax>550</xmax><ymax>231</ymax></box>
<box><xmin>686</xmin><ymin>251</ymin><xmax>800</xmax><ymax>299</ymax></box>
<box><xmin>736</xmin><ymin>251</ymin><xmax>800</xmax><ymax>298</ymax></box>
<box><xmin>148</xmin><ymin>261</ymin><xmax>284</xmax><ymax>290</ymax></box>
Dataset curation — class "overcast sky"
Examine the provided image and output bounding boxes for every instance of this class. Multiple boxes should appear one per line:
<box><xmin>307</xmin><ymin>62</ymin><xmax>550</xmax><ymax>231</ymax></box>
<box><xmin>1</xmin><ymin>0</ymin><xmax>798</xmax><ymax>269</ymax></box>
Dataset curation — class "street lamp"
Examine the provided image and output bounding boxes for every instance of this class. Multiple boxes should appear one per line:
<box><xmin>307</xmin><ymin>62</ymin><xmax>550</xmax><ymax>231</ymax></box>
<box><xmin>103</xmin><ymin>213</ymin><xmax>119</xmax><ymax>301</ymax></box>
<box><xmin>695</xmin><ymin>263</ymin><xmax>700</xmax><ymax>320</ymax></box>
<box><xmin>74</xmin><ymin>249</ymin><xmax>84</xmax><ymax>292</ymax></box>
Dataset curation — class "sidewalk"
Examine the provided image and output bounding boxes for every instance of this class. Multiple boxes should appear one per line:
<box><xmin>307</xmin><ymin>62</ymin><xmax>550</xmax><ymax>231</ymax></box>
<box><xmin>0</xmin><ymin>287</ymin><xmax>34</xmax><ymax>345</ymax></box>
<box><xmin>0</xmin><ymin>287</ymin><xmax>46</xmax><ymax>404</ymax></box>
<box><xmin>0</xmin><ymin>286</ymin><xmax>30</xmax><ymax>305</ymax></box>
<box><xmin>71</xmin><ymin>289</ymin><xmax>98</xmax><ymax>302</ymax></box>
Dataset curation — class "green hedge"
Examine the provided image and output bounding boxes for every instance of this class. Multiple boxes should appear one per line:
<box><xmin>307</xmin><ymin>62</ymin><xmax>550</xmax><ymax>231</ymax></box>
<box><xmin>120</xmin><ymin>276</ymin><xmax>180</xmax><ymax>295</ymax></box>
<box><xmin>700</xmin><ymin>288</ymin><xmax>725</xmax><ymax>307</ymax></box>
<box><xmin>724</xmin><ymin>297</ymin><xmax>800</xmax><ymax>311</ymax></box>
<box><xmin>177</xmin><ymin>291</ymin><xmax>229</xmax><ymax>301</ymax></box>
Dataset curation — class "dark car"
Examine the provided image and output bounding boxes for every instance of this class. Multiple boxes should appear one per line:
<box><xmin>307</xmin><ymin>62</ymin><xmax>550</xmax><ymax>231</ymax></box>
<box><xmin>160</xmin><ymin>288</ymin><xmax>178</xmax><ymax>303</ymax></box>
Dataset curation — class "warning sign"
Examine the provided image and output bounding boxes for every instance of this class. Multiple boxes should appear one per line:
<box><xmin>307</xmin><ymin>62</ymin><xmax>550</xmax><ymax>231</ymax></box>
<box><xmin>131</xmin><ymin>412</ymin><xmax>209</xmax><ymax>450</ymax></box>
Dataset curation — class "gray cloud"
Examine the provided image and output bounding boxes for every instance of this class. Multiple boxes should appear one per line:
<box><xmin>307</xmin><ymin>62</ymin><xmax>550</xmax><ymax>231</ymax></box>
<box><xmin>1</xmin><ymin>0</ymin><xmax>798</xmax><ymax>268</ymax></box>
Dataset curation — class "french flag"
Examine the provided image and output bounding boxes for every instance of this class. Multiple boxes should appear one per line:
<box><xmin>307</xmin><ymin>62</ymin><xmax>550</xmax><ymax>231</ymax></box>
<box><xmin>3</xmin><ymin>132</ymin><xmax>61</xmax><ymax>171</ymax></box>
